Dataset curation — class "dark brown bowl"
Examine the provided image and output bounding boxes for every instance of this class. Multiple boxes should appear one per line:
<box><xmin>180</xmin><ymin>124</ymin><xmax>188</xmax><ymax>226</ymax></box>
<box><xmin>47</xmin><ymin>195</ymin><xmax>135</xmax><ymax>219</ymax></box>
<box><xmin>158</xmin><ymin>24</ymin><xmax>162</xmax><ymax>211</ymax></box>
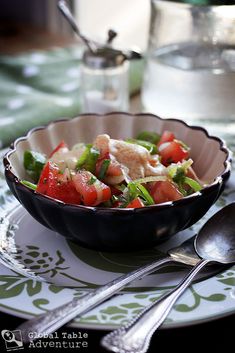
<box><xmin>4</xmin><ymin>113</ymin><xmax>232</xmax><ymax>251</ymax></box>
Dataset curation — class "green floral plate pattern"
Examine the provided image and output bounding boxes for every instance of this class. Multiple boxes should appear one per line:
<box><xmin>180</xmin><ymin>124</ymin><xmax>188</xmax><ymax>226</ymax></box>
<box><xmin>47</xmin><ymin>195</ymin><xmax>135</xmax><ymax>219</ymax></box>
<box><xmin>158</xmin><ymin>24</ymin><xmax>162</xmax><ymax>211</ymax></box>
<box><xmin>0</xmin><ymin>140</ymin><xmax>235</xmax><ymax>330</ymax></box>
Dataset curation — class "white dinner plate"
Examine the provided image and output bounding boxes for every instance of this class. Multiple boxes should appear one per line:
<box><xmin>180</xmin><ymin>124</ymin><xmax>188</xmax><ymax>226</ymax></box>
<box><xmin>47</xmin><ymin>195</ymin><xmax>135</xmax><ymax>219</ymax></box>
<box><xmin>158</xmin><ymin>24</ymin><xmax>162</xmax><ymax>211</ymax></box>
<box><xmin>0</xmin><ymin>149</ymin><xmax>235</xmax><ymax>330</ymax></box>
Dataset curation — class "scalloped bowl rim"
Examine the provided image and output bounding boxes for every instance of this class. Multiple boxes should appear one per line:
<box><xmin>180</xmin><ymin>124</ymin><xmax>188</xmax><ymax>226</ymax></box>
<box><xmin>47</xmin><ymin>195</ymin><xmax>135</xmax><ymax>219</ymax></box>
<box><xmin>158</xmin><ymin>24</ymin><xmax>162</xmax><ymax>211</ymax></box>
<box><xmin>3</xmin><ymin>112</ymin><xmax>232</xmax><ymax>213</ymax></box>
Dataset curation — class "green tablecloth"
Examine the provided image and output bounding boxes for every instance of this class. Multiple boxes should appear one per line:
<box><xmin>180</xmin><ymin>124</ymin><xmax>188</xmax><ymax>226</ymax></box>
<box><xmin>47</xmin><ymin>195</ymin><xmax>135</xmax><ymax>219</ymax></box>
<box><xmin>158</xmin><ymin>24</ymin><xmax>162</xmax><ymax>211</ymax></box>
<box><xmin>0</xmin><ymin>46</ymin><xmax>143</xmax><ymax>148</ymax></box>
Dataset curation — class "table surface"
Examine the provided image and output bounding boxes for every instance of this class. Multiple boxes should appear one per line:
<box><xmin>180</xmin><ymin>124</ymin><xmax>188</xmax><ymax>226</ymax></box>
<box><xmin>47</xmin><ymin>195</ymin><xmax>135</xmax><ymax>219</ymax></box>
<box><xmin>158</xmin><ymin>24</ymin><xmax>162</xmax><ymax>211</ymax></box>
<box><xmin>0</xmin><ymin>23</ymin><xmax>75</xmax><ymax>54</ymax></box>
<box><xmin>0</xmin><ymin>24</ymin><xmax>234</xmax><ymax>353</ymax></box>
<box><xmin>0</xmin><ymin>311</ymin><xmax>234</xmax><ymax>352</ymax></box>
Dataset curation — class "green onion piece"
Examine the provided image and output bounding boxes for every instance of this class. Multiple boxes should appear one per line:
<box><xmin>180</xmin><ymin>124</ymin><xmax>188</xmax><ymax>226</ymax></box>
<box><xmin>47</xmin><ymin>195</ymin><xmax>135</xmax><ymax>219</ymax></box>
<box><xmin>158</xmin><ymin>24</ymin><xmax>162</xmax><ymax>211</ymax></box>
<box><xmin>167</xmin><ymin>165</ymin><xmax>178</xmax><ymax>180</ymax></box>
<box><xmin>76</xmin><ymin>144</ymin><xmax>92</xmax><ymax>168</ymax></box>
<box><xmin>76</xmin><ymin>145</ymin><xmax>100</xmax><ymax>173</ymax></box>
<box><xmin>136</xmin><ymin>183</ymin><xmax>155</xmax><ymax>205</ymax></box>
<box><xmin>127</xmin><ymin>182</ymin><xmax>154</xmax><ymax>206</ymax></box>
<box><xmin>184</xmin><ymin>177</ymin><xmax>202</xmax><ymax>192</ymax></box>
<box><xmin>136</xmin><ymin>131</ymin><xmax>160</xmax><ymax>144</ymax></box>
<box><xmin>128</xmin><ymin>182</ymin><xmax>139</xmax><ymax>200</ymax></box>
<box><xmin>87</xmin><ymin>175</ymin><xmax>97</xmax><ymax>185</ymax></box>
<box><xmin>177</xmin><ymin>181</ymin><xmax>187</xmax><ymax>197</ymax></box>
<box><xmin>133</xmin><ymin>175</ymin><xmax>167</xmax><ymax>184</ymax></box>
<box><xmin>85</xmin><ymin>147</ymin><xmax>100</xmax><ymax>173</ymax></box>
<box><xmin>23</xmin><ymin>150</ymin><xmax>46</xmax><ymax>182</ymax></box>
<box><xmin>126</xmin><ymin>139</ymin><xmax>157</xmax><ymax>155</ymax></box>
<box><xmin>21</xmin><ymin>180</ymin><xmax>37</xmax><ymax>190</ymax></box>
<box><xmin>98</xmin><ymin>159</ymin><xmax>110</xmax><ymax>180</ymax></box>
<box><xmin>181</xmin><ymin>158</ymin><xmax>193</xmax><ymax>171</ymax></box>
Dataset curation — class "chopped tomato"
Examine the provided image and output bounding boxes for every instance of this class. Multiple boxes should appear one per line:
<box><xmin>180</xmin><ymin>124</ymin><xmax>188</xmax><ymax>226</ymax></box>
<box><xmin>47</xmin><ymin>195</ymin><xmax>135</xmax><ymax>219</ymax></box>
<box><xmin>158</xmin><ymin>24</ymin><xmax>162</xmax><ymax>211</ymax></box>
<box><xmin>47</xmin><ymin>178</ymin><xmax>81</xmax><ymax>205</ymax></box>
<box><xmin>158</xmin><ymin>131</ymin><xmax>175</xmax><ymax>146</ymax></box>
<box><xmin>107</xmin><ymin>161</ymin><xmax>122</xmax><ymax>177</ymax></box>
<box><xmin>126</xmin><ymin>197</ymin><xmax>144</xmax><ymax>208</ymax></box>
<box><xmin>49</xmin><ymin>141</ymin><xmax>68</xmax><ymax>158</ymax></box>
<box><xmin>150</xmin><ymin>180</ymin><xmax>183</xmax><ymax>204</ymax></box>
<box><xmin>96</xmin><ymin>153</ymin><xmax>122</xmax><ymax>178</ymax></box>
<box><xmin>158</xmin><ymin>141</ymin><xmax>189</xmax><ymax>166</ymax></box>
<box><xmin>36</xmin><ymin>162</ymin><xmax>81</xmax><ymax>204</ymax></box>
<box><xmin>37</xmin><ymin>162</ymin><xmax>50</xmax><ymax>194</ymax></box>
<box><xmin>73</xmin><ymin>170</ymin><xmax>111</xmax><ymax>206</ymax></box>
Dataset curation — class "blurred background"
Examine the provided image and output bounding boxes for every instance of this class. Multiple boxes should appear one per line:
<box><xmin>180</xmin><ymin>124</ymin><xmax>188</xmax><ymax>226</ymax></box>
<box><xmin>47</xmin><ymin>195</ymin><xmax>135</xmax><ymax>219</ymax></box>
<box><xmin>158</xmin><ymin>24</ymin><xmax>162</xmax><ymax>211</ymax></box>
<box><xmin>0</xmin><ymin>0</ymin><xmax>148</xmax><ymax>148</ymax></box>
<box><xmin>0</xmin><ymin>0</ymin><xmax>234</xmax><ymax>148</ymax></box>
<box><xmin>0</xmin><ymin>0</ymin><xmax>150</xmax><ymax>53</ymax></box>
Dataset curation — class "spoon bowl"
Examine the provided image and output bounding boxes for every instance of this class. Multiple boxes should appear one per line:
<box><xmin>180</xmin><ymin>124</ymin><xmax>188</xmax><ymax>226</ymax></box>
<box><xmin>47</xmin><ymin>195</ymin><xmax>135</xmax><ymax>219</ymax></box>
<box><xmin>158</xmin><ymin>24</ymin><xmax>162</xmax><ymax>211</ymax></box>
<box><xmin>101</xmin><ymin>203</ymin><xmax>235</xmax><ymax>353</ymax></box>
<box><xmin>195</xmin><ymin>202</ymin><xmax>235</xmax><ymax>264</ymax></box>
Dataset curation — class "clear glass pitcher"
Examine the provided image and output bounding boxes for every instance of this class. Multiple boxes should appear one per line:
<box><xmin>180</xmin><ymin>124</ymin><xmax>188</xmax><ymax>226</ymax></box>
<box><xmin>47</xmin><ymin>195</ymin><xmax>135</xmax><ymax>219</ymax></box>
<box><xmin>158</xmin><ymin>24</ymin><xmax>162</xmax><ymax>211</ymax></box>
<box><xmin>141</xmin><ymin>0</ymin><xmax>235</xmax><ymax>121</ymax></box>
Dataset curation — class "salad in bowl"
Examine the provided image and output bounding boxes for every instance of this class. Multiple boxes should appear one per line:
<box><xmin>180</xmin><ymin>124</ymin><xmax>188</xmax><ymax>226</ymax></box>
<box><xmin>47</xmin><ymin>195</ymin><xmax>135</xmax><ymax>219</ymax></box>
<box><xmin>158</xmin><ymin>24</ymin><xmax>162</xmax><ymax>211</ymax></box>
<box><xmin>4</xmin><ymin>113</ymin><xmax>231</xmax><ymax>250</ymax></box>
<box><xmin>22</xmin><ymin>130</ymin><xmax>202</xmax><ymax>208</ymax></box>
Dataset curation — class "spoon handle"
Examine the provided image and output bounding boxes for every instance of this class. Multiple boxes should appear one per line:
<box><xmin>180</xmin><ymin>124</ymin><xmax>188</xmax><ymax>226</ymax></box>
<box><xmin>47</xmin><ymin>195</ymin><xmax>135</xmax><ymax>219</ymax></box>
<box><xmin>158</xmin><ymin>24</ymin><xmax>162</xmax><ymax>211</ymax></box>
<box><xmin>102</xmin><ymin>259</ymin><xmax>210</xmax><ymax>353</ymax></box>
<box><xmin>57</xmin><ymin>0</ymin><xmax>97</xmax><ymax>53</ymax></box>
<box><xmin>17</xmin><ymin>256</ymin><xmax>173</xmax><ymax>343</ymax></box>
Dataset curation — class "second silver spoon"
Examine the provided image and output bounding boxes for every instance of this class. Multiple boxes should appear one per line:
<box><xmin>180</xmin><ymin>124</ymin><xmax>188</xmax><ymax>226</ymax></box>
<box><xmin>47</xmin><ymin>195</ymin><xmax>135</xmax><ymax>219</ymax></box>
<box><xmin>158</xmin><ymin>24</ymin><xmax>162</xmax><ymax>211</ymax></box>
<box><xmin>17</xmin><ymin>236</ymin><xmax>199</xmax><ymax>343</ymax></box>
<box><xmin>101</xmin><ymin>203</ymin><xmax>235</xmax><ymax>353</ymax></box>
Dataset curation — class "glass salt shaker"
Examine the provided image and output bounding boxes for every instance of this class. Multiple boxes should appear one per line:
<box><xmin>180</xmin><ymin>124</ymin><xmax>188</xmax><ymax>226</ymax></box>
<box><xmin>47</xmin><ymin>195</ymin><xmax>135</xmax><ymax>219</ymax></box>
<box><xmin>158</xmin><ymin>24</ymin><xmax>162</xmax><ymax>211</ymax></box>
<box><xmin>57</xmin><ymin>3</ymin><xmax>141</xmax><ymax>114</ymax></box>
<box><xmin>81</xmin><ymin>47</ymin><xmax>129</xmax><ymax>114</ymax></box>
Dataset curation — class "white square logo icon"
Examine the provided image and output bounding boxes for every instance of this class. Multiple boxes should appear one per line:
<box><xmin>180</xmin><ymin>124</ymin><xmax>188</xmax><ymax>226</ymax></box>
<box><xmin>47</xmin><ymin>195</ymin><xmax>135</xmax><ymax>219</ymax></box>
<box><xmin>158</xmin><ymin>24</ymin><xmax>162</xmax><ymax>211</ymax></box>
<box><xmin>1</xmin><ymin>330</ymin><xmax>24</xmax><ymax>351</ymax></box>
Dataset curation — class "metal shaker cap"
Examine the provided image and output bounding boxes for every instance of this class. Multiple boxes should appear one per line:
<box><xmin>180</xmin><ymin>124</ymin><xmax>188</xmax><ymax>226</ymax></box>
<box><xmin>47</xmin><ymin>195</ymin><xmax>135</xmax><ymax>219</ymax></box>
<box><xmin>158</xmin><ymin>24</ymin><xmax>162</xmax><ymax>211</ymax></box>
<box><xmin>82</xmin><ymin>47</ymin><xmax>126</xmax><ymax>69</ymax></box>
<box><xmin>57</xmin><ymin>3</ymin><xmax>141</xmax><ymax>69</ymax></box>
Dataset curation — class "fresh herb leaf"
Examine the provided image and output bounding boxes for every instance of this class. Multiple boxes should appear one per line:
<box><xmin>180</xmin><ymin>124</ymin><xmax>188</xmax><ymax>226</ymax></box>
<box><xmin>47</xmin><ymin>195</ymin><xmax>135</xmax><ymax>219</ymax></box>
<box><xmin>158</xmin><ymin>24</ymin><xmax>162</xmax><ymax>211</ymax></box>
<box><xmin>23</xmin><ymin>150</ymin><xmax>46</xmax><ymax>182</ymax></box>
<box><xmin>172</xmin><ymin>167</ymin><xmax>185</xmax><ymax>183</ymax></box>
<box><xmin>136</xmin><ymin>131</ymin><xmax>160</xmax><ymax>144</ymax></box>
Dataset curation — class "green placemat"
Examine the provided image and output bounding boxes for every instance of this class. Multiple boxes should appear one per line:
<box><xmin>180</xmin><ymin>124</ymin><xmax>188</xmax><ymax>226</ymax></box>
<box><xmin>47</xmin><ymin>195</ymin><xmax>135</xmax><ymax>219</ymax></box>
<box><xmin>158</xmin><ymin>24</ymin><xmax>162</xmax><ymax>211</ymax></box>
<box><xmin>0</xmin><ymin>46</ymin><xmax>144</xmax><ymax>148</ymax></box>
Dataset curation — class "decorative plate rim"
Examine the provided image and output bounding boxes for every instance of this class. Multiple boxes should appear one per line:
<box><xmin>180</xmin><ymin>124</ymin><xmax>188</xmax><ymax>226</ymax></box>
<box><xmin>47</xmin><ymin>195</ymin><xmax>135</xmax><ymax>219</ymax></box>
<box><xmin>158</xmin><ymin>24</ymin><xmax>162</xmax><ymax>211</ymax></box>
<box><xmin>0</xmin><ymin>301</ymin><xmax>234</xmax><ymax>331</ymax></box>
<box><xmin>0</xmin><ymin>196</ymin><xmax>235</xmax><ymax>330</ymax></box>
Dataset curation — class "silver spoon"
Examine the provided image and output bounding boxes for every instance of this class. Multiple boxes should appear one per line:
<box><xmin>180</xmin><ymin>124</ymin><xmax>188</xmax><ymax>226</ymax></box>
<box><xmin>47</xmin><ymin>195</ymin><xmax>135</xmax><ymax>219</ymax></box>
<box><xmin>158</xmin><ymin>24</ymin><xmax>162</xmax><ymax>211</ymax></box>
<box><xmin>18</xmin><ymin>235</ymin><xmax>202</xmax><ymax>343</ymax></box>
<box><xmin>101</xmin><ymin>202</ymin><xmax>235</xmax><ymax>353</ymax></box>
